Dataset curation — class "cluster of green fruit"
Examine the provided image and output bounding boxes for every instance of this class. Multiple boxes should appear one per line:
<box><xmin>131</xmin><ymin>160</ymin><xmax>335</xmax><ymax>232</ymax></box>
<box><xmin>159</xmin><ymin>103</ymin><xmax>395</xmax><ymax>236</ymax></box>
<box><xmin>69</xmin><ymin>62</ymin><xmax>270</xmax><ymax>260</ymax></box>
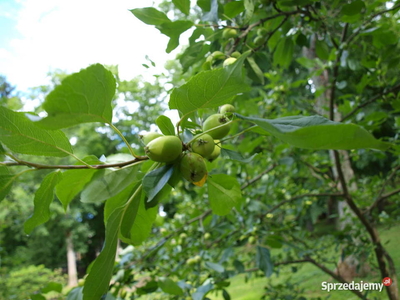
<box><xmin>140</xmin><ymin>104</ymin><xmax>236</xmax><ymax>185</ymax></box>
<box><xmin>203</xmin><ymin>50</ymin><xmax>241</xmax><ymax>70</ymax></box>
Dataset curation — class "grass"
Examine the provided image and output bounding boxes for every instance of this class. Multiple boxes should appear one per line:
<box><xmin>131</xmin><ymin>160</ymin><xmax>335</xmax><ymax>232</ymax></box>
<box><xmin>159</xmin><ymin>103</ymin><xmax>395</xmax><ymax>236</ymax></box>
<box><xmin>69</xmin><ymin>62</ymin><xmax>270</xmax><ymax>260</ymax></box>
<box><xmin>207</xmin><ymin>223</ymin><xmax>400</xmax><ymax>300</ymax></box>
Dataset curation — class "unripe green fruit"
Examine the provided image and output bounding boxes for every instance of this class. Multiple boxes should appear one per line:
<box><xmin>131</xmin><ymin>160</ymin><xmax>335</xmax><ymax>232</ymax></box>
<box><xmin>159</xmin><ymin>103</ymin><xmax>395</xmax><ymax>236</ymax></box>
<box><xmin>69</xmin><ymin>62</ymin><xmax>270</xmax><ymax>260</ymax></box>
<box><xmin>248</xmin><ymin>236</ymin><xmax>256</xmax><ymax>244</ymax></box>
<box><xmin>257</xmin><ymin>27</ymin><xmax>268</xmax><ymax>37</ymax></box>
<box><xmin>203</xmin><ymin>114</ymin><xmax>231</xmax><ymax>139</ymax></box>
<box><xmin>145</xmin><ymin>136</ymin><xmax>182</xmax><ymax>163</ymax></box>
<box><xmin>254</xmin><ymin>36</ymin><xmax>264</xmax><ymax>46</ymax></box>
<box><xmin>139</xmin><ymin>132</ymin><xmax>163</xmax><ymax>145</ymax></box>
<box><xmin>211</xmin><ymin>51</ymin><xmax>226</xmax><ymax>60</ymax></box>
<box><xmin>222</xmin><ymin>28</ymin><xmax>238</xmax><ymax>39</ymax></box>
<box><xmin>186</xmin><ymin>258</ymin><xmax>197</xmax><ymax>265</ymax></box>
<box><xmin>208</xmin><ymin>140</ymin><xmax>221</xmax><ymax>161</ymax></box>
<box><xmin>220</xmin><ymin>104</ymin><xmax>235</xmax><ymax>117</ymax></box>
<box><xmin>204</xmin><ymin>232</ymin><xmax>211</xmax><ymax>240</ymax></box>
<box><xmin>231</xmin><ymin>51</ymin><xmax>241</xmax><ymax>58</ymax></box>
<box><xmin>180</xmin><ymin>152</ymin><xmax>208</xmax><ymax>183</ymax></box>
<box><xmin>191</xmin><ymin>134</ymin><xmax>215</xmax><ymax>158</ymax></box>
<box><xmin>193</xmin><ymin>255</ymin><xmax>201</xmax><ymax>263</ymax></box>
<box><xmin>223</xmin><ymin>57</ymin><xmax>237</xmax><ymax>67</ymax></box>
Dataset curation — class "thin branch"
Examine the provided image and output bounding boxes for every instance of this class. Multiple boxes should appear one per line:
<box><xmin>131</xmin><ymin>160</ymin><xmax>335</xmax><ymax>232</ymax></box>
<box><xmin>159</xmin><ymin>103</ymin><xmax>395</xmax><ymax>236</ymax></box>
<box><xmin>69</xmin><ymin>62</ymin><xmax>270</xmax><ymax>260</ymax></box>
<box><xmin>380</xmin><ymin>187</ymin><xmax>400</xmax><ymax>200</ymax></box>
<box><xmin>346</xmin><ymin>3</ymin><xmax>400</xmax><ymax>45</ymax></box>
<box><xmin>366</xmin><ymin>165</ymin><xmax>400</xmax><ymax>214</ymax></box>
<box><xmin>341</xmin><ymin>83</ymin><xmax>400</xmax><ymax>122</ymax></box>
<box><xmin>241</xmin><ymin>164</ymin><xmax>277</xmax><ymax>190</ymax></box>
<box><xmin>244</xmin><ymin>259</ymin><xmax>311</xmax><ymax>272</ymax></box>
<box><xmin>332</xmin><ymin>150</ymin><xmax>397</xmax><ymax>300</ymax></box>
<box><xmin>306</xmin><ymin>256</ymin><xmax>369</xmax><ymax>299</ymax></box>
<box><xmin>1</xmin><ymin>157</ymin><xmax>148</xmax><ymax>170</ymax></box>
<box><xmin>245</xmin><ymin>256</ymin><xmax>369</xmax><ymax>299</ymax></box>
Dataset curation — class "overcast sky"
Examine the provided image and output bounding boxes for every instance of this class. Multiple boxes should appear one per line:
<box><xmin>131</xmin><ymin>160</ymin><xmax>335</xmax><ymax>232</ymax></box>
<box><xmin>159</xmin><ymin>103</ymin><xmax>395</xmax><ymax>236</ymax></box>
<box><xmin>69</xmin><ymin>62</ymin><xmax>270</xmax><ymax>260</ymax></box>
<box><xmin>0</xmin><ymin>0</ymin><xmax>177</xmax><ymax>93</ymax></box>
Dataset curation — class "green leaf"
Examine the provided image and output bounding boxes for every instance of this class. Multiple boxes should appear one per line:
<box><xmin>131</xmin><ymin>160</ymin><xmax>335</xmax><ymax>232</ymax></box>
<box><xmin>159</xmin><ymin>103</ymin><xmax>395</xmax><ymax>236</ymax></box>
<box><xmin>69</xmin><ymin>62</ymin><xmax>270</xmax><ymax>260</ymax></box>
<box><xmin>237</xmin><ymin>114</ymin><xmax>391</xmax><ymax>150</ymax></box>
<box><xmin>156</xmin><ymin>115</ymin><xmax>175</xmax><ymax>135</ymax></box>
<box><xmin>104</xmin><ymin>184</ymin><xmax>137</xmax><ymax>223</ymax></box>
<box><xmin>315</xmin><ymin>39</ymin><xmax>330</xmax><ymax>60</ymax></box>
<box><xmin>256</xmin><ymin>246</ymin><xmax>273</xmax><ymax>277</ymax></box>
<box><xmin>295</xmin><ymin>33</ymin><xmax>309</xmax><ymax>47</ymax></box>
<box><xmin>136</xmin><ymin>280</ymin><xmax>159</xmax><ymax>295</ymax></box>
<box><xmin>205</xmin><ymin>261</ymin><xmax>225</xmax><ymax>273</ymax></box>
<box><xmin>81</xmin><ymin>165</ymin><xmax>140</xmax><ymax>203</ymax></box>
<box><xmin>244</xmin><ymin>0</ymin><xmax>255</xmax><ymax>24</ymax></box>
<box><xmin>142</xmin><ymin>165</ymin><xmax>174</xmax><ymax>202</ymax></box>
<box><xmin>296</xmin><ymin>57</ymin><xmax>317</xmax><ymax>69</ymax></box>
<box><xmin>0</xmin><ymin>166</ymin><xmax>14</xmax><ymax>202</ymax></box>
<box><xmin>223</xmin><ymin>289</ymin><xmax>231</xmax><ymax>300</ymax></box>
<box><xmin>119</xmin><ymin>184</ymin><xmax>142</xmax><ymax>242</ymax></box>
<box><xmin>157</xmin><ymin>20</ymin><xmax>193</xmax><ymax>53</ymax></box>
<box><xmin>180</xmin><ymin>41</ymin><xmax>210</xmax><ymax>73</ymax></box>
<box><xmin>207</xmin><ymin>174</ymin><xmax>242</xmax><ymax>215</ymax></box>
<box><xmin>159</xmin><ymin>277</ymin><xmax>184</xmax><ymax>296</ymax></box>
<box><xmin>273</xmin><ymin>38</ymin><xmax>294</xmax><ymax>69</ymax></box>
<box><xmin>224</xmin><ymin>1</ymin><xmax>244</xmax><ymax>19</ymax></box>
<box><xmin>0</xmin><ymin>107</ymin><xmax>73</xmax><ymax>157</ymax></box>
<box><xmin>41</xmin><ymin>282</ymin><xmax>63</xmax><ymax>293</ymax></box>
<box><xmin>66</xmin><ymin>287</ymin><xmax>83</xmax><ymax>300</ymax></box>
<box><xmin>130</xmin><ymin>7</ymin><xmax>171</xmax><ymax>25</ymax></box>
<box><xmin>24</xmin><ymin>171</ymin><xmax>63</xmax><ymax>234</ymax></box>
<box><xmin>0</xmin><ymin>143</ymin><xmax>5</xmax><ymax>154</ymax></box>
<box><xmin>56</xmin><ymin>156</ymin><xmax>102</xmax><ymax>210</ymax></box>
<box><xmin>247</xmin><ymin>56</ymin><xmax>265</xmax><ymax>85</ymax></box>
<box><xmin>192</xmin><ymin>283</ymin><xmax>214</xmax><ymax>300</ymax></box>
<box><xmin>221</xmin><ymin>148</ymin><xmax>258</xmax><ymax>163</ymax></box>
<box><xmin>169</xmin><ymin>51</ymin><xmax>251</xmax><ymax>115</ymax></box>
<box><xmin>265</xmin><ymin>234</ymin><xmax>283</xmax><ymax>248</ymax></box>
<box><xmin>172</xmin><ymin>0</ymin><xmax>190</xmax><ymax>15</ymax></box>
<box><xmin>341</xmin><ymin>0</ymin><xmax>365</xmax><ymax>16</ymax></box>
<box><xmin>130</xmin><ymin>193</ymin><xmax>158</xmax><ymax>245</ymax></box>
<box><xmin>39</xmin><ymin>64</ymin><xmax>116</xmax><ymax>129</ymax></box>
<box><xmin>30</xmin><ymin>294</ymin><xmax>46</xmax><ymax>300</ymax></box>
<box><xmin>83</xmin><ymin>207</ymin><xmax>124</xmax><ymax>300</ymax></box>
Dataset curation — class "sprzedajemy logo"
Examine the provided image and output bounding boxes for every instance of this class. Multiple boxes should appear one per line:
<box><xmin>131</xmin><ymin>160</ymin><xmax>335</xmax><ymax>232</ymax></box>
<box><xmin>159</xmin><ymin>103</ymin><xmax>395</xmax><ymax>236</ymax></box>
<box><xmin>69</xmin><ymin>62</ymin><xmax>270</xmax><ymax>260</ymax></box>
<box><xmin>321</xmin><ymin>278</ymin><xmax>392</xmax><ymax>293</ymax></box>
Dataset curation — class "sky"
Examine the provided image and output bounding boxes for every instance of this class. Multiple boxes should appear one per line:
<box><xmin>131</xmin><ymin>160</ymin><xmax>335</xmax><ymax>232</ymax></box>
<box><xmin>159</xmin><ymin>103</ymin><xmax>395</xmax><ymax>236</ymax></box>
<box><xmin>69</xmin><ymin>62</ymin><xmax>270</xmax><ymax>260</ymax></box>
<box><xmin>0</xmin><ymin>0</ymin><xmax>177</xmax><ymax>93</ymax></box>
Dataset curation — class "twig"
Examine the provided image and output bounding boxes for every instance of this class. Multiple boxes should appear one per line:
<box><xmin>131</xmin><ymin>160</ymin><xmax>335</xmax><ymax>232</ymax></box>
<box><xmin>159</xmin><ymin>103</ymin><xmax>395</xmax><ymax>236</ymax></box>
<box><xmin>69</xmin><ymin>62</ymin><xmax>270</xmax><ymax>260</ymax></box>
<box><xmin>1</xmin><ymin>157</ymin><xmax>148</xmax><ymax>170</ymax></box>
<box><xmin>341</xmin><ymin>83</ymin><xmax>400</xmax><ymax>122</ymax></box>
<box><xmin>346</xmin><ymin>3</ymin><xmax>400</xmax><ymax>45</ymax></box>
<box><xmin>241</xmin><ymin>164</ymin><xmax>277</xmax><ymax>190</ymax></box>
<box><xmin>366</xmin><ymin>165</ymin><xmax>400</xmax><ymax>214</ymax></box>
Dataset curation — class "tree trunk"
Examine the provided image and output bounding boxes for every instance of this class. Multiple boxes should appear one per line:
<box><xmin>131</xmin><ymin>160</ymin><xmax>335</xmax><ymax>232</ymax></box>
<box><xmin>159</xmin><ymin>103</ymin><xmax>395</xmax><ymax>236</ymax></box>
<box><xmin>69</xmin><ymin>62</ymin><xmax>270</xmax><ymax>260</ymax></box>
<box><xmin>66</xmin><ymin>231</ymin><xmax>78</xmax><ymax>287</ymax></box>
<box><xmin>303</xmin><ymin>35</ymin><xmax>361</xmax><ymax>282</ymax></box>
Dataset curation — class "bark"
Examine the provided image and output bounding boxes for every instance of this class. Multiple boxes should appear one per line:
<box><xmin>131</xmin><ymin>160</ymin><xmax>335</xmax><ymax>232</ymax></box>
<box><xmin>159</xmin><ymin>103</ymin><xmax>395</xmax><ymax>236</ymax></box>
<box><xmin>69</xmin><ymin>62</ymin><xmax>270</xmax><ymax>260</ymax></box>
<box><xmin>66</xmin><ymin>231</ymin><xmax>78</xmax><ymax>287</ymax></box>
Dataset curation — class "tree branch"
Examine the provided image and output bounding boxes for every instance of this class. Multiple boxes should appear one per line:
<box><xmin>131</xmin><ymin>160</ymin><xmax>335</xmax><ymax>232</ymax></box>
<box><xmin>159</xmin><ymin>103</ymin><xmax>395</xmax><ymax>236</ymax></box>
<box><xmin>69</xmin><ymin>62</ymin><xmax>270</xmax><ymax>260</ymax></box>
<box><xmin>332</xmin><ymin>150</ymin><xmax>397</xmax><ymax>300</ymax></box>
<box><xmin>246</xmin><ymin>256</ymin><xmax>369</xmax><ymax>299</ymax></box>
<box><xmin>241</xmin><ymin>164</ymin><xmax>277</xmax><ymax>190</ymax></box>
<box><xmin>341</xmin><ymin>83</ymin><xmax>400</xmax><ymax>122</ymax></box>
<box><xmin>306</xmin><ymin>256</ymin><xmax>369</xmax><ymax>299</ymax></box>
<box><xmin>346</xmin><ymin>3</ymin><xmax>400</xmax><ymax>46</ymax></box>
<box><xmin>0</xmin><ymin>157</ymin><xmax>148</xmax><ymax>170</ymax></box>
<box><xmin>366</xmin><ymin>165</ymin><xmax>400</xmax><ymax>215</ymax></box>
